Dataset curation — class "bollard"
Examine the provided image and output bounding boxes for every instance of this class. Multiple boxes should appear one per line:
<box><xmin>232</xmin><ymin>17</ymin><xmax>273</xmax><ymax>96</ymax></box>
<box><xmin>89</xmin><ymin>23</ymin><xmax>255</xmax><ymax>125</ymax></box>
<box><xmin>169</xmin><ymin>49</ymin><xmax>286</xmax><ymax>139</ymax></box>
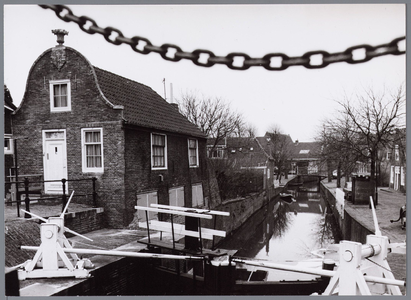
<box><xmin>61</xmin><ymin>178</ymin><xmax>67</xmax><ymax>213</ymax></box>
<box><xmin>92</xmin><ymin>177</ymin><xmax>97</xmax><ymax>207</ymax></box>
<box><xmin>24</xmin><ymin>177</ymin><xmax>31</xmax><ymax>218</ymax></box>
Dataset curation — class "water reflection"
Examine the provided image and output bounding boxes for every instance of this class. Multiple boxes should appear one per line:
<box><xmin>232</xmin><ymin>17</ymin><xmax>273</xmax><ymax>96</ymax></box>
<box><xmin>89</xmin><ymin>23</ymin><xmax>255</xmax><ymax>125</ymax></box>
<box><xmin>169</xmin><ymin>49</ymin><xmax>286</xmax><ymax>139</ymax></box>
<box><xmin>219</xmin><ymin>181</ymin><xmax>339</xmax><ymax>262</ymax></box>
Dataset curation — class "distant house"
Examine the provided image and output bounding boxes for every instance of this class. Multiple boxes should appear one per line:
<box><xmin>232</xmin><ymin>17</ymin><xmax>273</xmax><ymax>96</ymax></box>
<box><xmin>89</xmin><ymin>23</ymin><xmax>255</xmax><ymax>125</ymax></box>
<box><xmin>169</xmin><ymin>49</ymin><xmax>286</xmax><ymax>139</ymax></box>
<box><xmin>4</xmin><ymin>85</ymin><xmax>17</xmax><ymax>198</ymax></box>
<box><xmin>206</xmin><ymin>133</ymin><xmax>330</xmax><ymax>177</ymax></box>
<box><xmin>12</xmin><ymin>30</ymin><xmax>209</xmax><ymax>228</ymax></box>
<box><xmin>206</xmin><ymin>135</ymin><xmax>276</xmax><ymax>199</ymax></box>
<box><xmin>289</xmin><ymin>141</ymin><xmax>323</xmax><ymax>175</ymax></box>
<box><xmin>386</xmin><ymin>128</ymin><xmax>406</xmax><ymax>193</ymax></box>
<box><xmin>207</xmin><ymin>137</ymin><xmax>268</xmax><ymax>169</ymax></box>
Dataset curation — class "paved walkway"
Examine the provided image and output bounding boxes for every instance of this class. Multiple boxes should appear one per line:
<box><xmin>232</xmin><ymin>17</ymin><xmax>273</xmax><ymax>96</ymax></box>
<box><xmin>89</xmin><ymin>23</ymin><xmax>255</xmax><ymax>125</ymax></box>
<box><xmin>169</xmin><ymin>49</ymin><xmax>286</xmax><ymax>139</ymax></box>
<box><xmin>4</xmin><ymin>202</ymin><xmax>95</xmax><ymax>222</ymax></box>
<box><xmin>322</xmin><ymin>178</ymin><xmax>407</xmax><ymax>293</ymax></box>
<box><xmin>322</xmin><ymin>179</ymin><xmax>406</xmax><ymax>243</ymax></box>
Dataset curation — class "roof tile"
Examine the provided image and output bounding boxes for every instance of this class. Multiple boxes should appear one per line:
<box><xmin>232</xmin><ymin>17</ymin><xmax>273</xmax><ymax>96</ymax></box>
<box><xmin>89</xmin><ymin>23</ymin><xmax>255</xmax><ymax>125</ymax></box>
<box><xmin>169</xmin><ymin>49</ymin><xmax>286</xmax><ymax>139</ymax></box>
<box><xmin>93</xmin><ymin>67</ymin><xmax>205</xmax><ymax>138</ymax></box>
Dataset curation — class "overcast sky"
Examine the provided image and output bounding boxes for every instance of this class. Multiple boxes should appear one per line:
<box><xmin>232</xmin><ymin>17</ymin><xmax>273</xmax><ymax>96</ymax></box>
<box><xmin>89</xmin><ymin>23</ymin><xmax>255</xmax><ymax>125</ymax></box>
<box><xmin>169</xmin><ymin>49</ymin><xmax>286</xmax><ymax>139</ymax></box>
<box><xmin>4</xmin><ymin>4</ymin><xmax>405</xmax><ymax>142</ymax></box>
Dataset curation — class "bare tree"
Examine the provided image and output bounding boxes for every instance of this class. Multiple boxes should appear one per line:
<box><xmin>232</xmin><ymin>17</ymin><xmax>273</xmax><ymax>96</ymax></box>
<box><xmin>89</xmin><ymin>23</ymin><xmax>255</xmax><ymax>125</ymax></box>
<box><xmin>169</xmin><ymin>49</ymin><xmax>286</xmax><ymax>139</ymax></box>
<box><xmin>317</xmin><ymin>115</ymin><xmax>362</xmax><ymax>187</ymax></box>
<box><xmin>178</xmin><ymin>91</ymin><xmax>256</xmax><ymax>201</ymax></box>
<box><xmin>177</xmin><ymin>91</ymin><xmax>246</xmax><ymax>151</ymax></box>
<box><xmin>318</xmin><ymin>85</ymin><xmax>405</xmax><ymax>184</ymax></box>
<box><xmin>266</xmin><ymin>124</ymin><xmax>293</xmax><ymax>181</ymax></box>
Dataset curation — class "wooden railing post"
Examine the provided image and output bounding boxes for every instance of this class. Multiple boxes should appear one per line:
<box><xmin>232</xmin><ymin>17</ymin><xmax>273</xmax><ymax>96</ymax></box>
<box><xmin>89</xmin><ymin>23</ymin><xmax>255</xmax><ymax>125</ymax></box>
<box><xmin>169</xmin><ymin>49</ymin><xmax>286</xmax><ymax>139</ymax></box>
<box><xmin>24</xmin><ymin>177</ymin><xmax>31</xmax><ymax>218</ymax></box>
<box><xmin>14</xmin><ymin>139</ymin><xmax>20</xmax><ymax>218</ymax></box>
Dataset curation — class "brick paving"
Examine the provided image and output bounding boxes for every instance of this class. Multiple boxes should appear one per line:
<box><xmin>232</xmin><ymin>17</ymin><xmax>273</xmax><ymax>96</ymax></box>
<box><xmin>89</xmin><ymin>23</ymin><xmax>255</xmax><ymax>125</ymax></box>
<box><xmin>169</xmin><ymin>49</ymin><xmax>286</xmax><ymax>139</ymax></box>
<box><xmin>4</xmin><ymin>202</ymin><xmax>95</xmax><ymax>222</ymax></box>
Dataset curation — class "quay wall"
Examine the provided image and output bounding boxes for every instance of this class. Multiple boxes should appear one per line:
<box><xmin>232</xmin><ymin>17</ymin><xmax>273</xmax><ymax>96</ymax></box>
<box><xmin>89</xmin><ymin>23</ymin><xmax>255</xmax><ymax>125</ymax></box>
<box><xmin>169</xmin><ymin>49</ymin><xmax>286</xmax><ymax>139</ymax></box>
<box><xmin>320</xmin><ymin>181</ymin><xmax>372</xmax><ymax>244</ymax></box>
<box><xmin>210</xmin><ymin>186</ymin><xmax>284</xmax><ymax>247</ymax></box>
<box><xmin>64</xmin><ymin>207</ymin><xmax>106</xmax><ymax>236</ymax></box>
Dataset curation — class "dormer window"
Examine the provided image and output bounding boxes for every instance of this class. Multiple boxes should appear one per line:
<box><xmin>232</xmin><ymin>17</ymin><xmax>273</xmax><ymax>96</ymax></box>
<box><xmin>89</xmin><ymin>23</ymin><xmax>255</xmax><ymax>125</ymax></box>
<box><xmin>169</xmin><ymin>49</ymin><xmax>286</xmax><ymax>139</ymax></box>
<box><xmin>50</xmin><ymin>80</ymin><xmax>71</xmax><ymax>112</ymax></box>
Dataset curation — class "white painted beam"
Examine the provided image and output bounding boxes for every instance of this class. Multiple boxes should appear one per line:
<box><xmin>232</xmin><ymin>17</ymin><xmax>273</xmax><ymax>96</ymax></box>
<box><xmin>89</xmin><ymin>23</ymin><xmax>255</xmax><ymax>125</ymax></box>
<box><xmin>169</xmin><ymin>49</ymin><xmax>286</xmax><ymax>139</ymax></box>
<box><xmin>135</xmin><ymin>206</ymin><xmax>212</xmax><ymax>219</ymax></box>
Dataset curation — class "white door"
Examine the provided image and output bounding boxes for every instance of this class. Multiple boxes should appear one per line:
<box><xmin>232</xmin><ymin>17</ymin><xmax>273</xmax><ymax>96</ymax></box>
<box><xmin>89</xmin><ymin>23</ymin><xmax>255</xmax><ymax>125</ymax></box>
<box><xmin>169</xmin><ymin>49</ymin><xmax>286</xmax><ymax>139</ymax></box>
<box><xmin>43</xmin><ymin>130</ymin><xmax>68</xmax><ymax>193</ymax></box>
<box><xmin>394</xmin><ymin>166</ymin><xmax>400</xmax><ymax>191</ymax></box>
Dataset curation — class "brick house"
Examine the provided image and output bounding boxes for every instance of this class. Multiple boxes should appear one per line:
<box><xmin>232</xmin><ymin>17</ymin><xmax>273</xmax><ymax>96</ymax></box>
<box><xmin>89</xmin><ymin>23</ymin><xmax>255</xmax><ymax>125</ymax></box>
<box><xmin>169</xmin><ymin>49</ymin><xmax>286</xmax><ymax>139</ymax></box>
<box><xmin>12</xmin><ymin>30</ymin><xmax>209</xmax><ymax>228</ymax></box>
<box><xmin>207</xmin><ymin>136</ymin><xmax>268</xmax><ymax>169</ymax></box>
<box><xmin>4</xmin><ymin>85</ymin><xmax>17</xmax><ymax>198</ymax></box>
<box><xmin>289</xmin><ymin>141</ymin><xmax>324</xmax><ymax>175</ymax></box>
<box><xmin>386</xmin><ymin>128</ymin><xmax>406</xmax><ymax>193</ymax></box>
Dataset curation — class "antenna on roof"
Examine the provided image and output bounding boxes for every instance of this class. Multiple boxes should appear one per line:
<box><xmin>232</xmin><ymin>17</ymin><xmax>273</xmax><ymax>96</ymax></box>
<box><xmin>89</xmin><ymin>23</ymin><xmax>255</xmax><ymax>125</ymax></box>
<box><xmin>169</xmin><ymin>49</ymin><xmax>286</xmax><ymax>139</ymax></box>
<box><xmin>163</xmin><ymin>78</ymin><xmax>167</xmax><ymax>100</ymax></box>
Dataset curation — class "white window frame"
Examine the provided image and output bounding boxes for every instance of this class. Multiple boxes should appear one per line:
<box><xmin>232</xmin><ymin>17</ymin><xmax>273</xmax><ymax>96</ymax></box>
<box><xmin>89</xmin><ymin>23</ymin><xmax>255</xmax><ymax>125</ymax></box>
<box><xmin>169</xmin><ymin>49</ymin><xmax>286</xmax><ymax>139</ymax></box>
<box><xmin>151</xmin><ymin>133</ymin><xmax>167</xmax><ymax>170</ymax></box>
<box><xmin>50</xmin><ymin>79</ymin><xmax>71</xmax><ymax>112</ymax></box>
<box><xmin>207</xmin><ymin>146</ymin><xmax>226</xmax><ymax>159</ymax></box>
<box><xmin>4</xmin><ymin>134</ymin><xmax>13</xmax><ymax>155</ymax></box>
<box><xmin>188</xmin><ymin>138</ymin><xmax>199</xmax><ymax>168</ymax></box>
<box><xmin>395</xmin><ymin>145</ymin><xmax>400</xmax><ymax>161</ymax></box>
<box><xmin>81</xmin><ymin>128</ymin><xmax>104</xmax><ymax>173</ymax></box>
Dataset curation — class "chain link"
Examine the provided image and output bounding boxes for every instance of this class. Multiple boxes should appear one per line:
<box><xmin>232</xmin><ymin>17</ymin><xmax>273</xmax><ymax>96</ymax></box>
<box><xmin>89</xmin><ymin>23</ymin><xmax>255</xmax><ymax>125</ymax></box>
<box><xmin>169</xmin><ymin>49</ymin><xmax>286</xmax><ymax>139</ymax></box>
<box><xmin>40</xmin><ymin>4</ymin><xmax>406</xmax><ymax>71</ymax></box>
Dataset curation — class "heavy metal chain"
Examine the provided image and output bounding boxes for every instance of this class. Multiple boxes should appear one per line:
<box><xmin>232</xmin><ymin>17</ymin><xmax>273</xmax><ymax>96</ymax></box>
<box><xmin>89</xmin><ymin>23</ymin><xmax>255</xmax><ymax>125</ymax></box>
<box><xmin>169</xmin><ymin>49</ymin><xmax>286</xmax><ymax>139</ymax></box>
<box><xmin>39</xmin><ymin>4</ymin><xmax>406</xmax><ymax>71</ymax></box>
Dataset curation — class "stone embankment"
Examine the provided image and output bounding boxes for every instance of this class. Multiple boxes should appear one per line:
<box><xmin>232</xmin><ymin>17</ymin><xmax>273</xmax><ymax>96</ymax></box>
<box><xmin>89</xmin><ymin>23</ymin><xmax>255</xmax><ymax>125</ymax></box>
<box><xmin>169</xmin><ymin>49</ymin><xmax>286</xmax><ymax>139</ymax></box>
<box><xmin>320</xmin><ymin>179</ymin><xmax>406</xmax><ymax>294</ymax></box>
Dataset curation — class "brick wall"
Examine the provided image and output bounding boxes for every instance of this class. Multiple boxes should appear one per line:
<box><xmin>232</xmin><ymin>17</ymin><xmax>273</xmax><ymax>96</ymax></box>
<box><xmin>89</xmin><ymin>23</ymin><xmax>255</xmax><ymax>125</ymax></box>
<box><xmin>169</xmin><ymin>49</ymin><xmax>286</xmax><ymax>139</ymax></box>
<box><xmin>64</xmin><ymin>208</ymin><xmax>106</xmax><ymax>235</ymax></box>
<box><xmin>12</xmin><ymin>45</ymin><xmax>210</xmax><ymax>229</ymax></box>
<box><xmin>123</xmin><ymin>126</ymin><xmax>209</xmax><ymax>226</ymax></box>
<box><xmin>12</xmin><ymin>46</ymin><xmax>126</xmax><ymax>228</ymax></box>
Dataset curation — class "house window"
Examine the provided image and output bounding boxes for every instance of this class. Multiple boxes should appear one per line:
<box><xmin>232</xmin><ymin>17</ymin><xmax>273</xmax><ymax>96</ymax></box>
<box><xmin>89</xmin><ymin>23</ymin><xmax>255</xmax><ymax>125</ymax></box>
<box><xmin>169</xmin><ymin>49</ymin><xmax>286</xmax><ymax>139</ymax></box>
<box><xmin>4</xmin><ymin>135</ymin><xmax>13</xmax><ymax>155</ymax></box>
<box><xmin>188</xmin><ymin>139</ymin><xmax>199</xmax><ymax>167</ymax></box>
<box><xmin>208</xmin><ymin>146</ymin><xmax>226</xmax><ymax>159</ymax></box>
<box><xmin>82</xmin><ymin>128</ymin><xmax>104</xmax><ymax>173</ymax></box>
<box><xmin>50</xmin><ymin>80</ymin><xmax>71</xmax><ymax>112</ymax></box>
<box><xmin>395</xmin><ymin>145</ymin><xmax>400</xmax><ymax>161</ymax></box>
<box><xmin>151</xmin><ymin>133</ymin><xmax>167</xmax><ymax>169</ymax></box>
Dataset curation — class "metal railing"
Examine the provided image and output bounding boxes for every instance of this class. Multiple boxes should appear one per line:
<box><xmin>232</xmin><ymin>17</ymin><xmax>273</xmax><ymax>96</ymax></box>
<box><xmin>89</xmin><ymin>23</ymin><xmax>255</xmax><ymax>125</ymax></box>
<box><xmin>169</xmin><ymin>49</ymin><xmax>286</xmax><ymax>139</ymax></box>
<box><xmin>5</xmin><ymin>177</ymin><xmax>98</xmax><ymax>218</ymax></box>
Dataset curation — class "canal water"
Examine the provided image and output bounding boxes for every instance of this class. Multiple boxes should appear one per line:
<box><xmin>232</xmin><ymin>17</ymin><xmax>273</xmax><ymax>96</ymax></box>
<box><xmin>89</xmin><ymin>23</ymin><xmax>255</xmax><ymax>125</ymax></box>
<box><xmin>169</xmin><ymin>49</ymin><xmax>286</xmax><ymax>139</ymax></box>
<box><xmin>219</xmin><ymin>181</ymin><xmax>341</xmax><ymax>281</ymax></box>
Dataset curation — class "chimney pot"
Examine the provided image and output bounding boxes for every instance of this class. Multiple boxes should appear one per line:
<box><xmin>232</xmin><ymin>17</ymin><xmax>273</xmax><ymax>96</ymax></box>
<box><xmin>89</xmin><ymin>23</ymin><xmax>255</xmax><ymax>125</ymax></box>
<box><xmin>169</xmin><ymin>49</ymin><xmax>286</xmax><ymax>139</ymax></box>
<box><xmin>52</xmin><ymin>29</ymin><xmax>69</xmax><ymax>45</ymax></box>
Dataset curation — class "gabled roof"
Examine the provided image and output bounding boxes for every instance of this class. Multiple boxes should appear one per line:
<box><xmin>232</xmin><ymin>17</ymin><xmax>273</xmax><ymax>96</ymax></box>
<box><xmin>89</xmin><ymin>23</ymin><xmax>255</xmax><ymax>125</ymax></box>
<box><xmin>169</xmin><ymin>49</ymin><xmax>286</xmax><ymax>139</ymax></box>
<box><xmin>291</xmin><ymin>142</ymin><xmax>322</xmax><ymax>160</ymax></box>
<box><xmin>4</xmin><ymin>85</ymin><xmax>16</xmax><ymax>111</ymax></box>
<box><xmin>207</xmin><ymin>137</ymin><xmax>257</xmax><ymax>148</ymax></box>
<box><xmin>93</xmin><ymin>67</ymin><xmax>206</xmax><ymax>138</ymax></box>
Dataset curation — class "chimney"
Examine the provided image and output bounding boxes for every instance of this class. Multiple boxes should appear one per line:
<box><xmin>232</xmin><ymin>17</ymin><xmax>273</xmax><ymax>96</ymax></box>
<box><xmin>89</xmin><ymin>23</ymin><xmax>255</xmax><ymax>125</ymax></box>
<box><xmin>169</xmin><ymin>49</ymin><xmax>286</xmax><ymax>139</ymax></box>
<box><xmin>52</xmin><ymin>29</ymin><xmax>68</xmax><ymax>46</ymax></box>
<box><xmin>170</xmin><ymin>83</ymin><xmax>174</xmax><ymax>103</ymax></box>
